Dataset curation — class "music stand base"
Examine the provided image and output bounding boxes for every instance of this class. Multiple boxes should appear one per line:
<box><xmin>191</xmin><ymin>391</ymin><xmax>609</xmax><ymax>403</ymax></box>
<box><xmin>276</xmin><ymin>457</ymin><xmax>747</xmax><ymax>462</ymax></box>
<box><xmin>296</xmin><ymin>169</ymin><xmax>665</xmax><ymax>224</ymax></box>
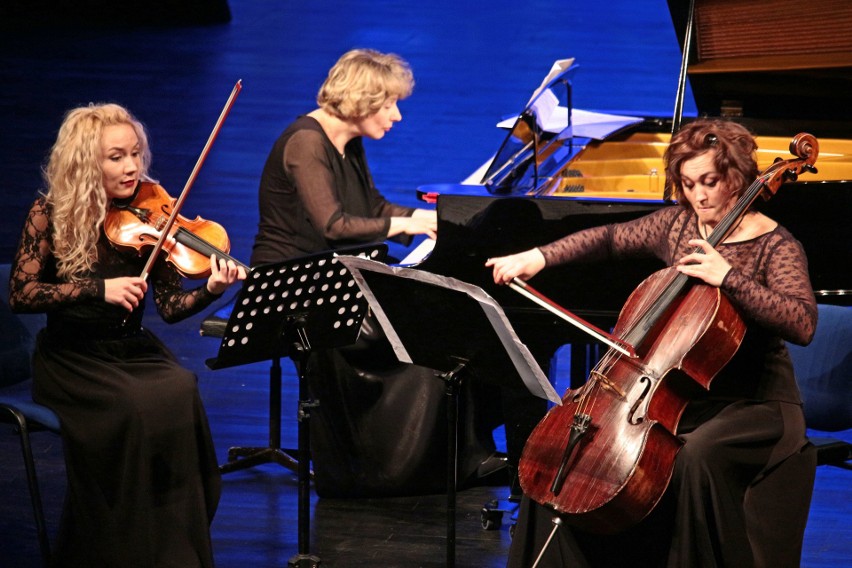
<box><xmin>288</xmin><ymin>553</ymin><xmax>321</xmax><ymax>567</ymax></box>
<box><xmin>220</xmin><ymin>446</ymin><xmax>307</xmax><ymax>476</ymax></box>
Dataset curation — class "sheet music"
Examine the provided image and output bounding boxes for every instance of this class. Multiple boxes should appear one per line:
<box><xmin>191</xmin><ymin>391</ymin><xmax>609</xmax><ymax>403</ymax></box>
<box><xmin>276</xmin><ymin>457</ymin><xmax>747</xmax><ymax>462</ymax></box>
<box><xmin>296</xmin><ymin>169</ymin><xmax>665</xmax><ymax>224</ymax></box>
<box><xmin>497</xmin><ymin>107</ymin><xmax>642</xmax><ymax>138</ymax></box>
<box><xmin>527</xmin><ymin>58</ymin><xmax>576</xmax><ymax>105</ymax></box>
<box><xmin>338</xmin><ymin>255</ymin><xmax>561</xmax><ymax>404</ymax></box>
<box><xmin>496</xmin><ymin>56</ymin><xmax>642</xmax><ymax>137</ymax></box>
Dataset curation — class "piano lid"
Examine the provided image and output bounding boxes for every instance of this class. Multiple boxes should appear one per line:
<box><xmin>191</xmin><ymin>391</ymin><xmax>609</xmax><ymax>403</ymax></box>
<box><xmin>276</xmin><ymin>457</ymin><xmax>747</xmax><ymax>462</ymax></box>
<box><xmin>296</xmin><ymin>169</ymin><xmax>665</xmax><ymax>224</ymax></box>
<box><xmin>667</xmin><ymin>0</ymin><xmax>852</xmax><ymax>137</ymax></box>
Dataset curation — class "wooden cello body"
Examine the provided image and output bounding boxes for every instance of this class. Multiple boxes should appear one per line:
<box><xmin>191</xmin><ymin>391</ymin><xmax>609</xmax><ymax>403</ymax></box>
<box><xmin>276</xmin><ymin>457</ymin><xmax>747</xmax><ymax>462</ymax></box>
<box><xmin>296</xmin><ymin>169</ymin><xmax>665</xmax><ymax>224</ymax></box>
<box><xmin>517</xmin><ymin>132</ymin><xmax>819</xmax><ymax>534</ymax></box>
<box><xmin>518</xmin><ymin>268</ymin><xmax>745</xmax><ymax>533</ymax></box>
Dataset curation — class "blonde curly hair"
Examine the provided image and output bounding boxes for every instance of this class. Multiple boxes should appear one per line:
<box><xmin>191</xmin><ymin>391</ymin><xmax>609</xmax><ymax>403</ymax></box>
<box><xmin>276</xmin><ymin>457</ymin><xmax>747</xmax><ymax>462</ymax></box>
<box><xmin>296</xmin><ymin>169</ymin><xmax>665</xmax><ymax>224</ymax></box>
<box><xmin>317</xmin><ymin>48</ymin><xmax>414</xmax><ymax>119</ymax></box>
<box><xmin>44</xmin><ymin>103</ymin><xmax>151</xmax><ymax>280</ymax></box>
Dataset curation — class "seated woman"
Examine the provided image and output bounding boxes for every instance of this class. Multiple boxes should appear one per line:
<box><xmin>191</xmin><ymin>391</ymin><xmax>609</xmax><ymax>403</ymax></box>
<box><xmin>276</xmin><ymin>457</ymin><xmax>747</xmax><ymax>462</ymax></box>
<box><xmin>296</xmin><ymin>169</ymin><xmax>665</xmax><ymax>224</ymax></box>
<box><xmin>8</xmin><ymin>103</ymin><xmax>245</xmax><ymax>566</ymax></box>
<box><xmin>251</xmin><ymin>48</ymin><xmax>505</xmax><ymax>497</ymax></box>
<box><xmin>488</xmin><ymin>119</ymin><xmax>818</xmax><ymax>567</ymax></box>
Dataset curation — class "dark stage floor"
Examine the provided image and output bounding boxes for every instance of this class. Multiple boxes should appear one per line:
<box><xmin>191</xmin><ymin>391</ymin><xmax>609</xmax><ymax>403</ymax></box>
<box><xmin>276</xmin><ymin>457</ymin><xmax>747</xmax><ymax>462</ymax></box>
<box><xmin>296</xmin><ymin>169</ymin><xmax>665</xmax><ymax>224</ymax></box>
<box><xmin>1</xmin><ymin>1</ymin><xmax>850</xmax><ymax>567</ymax></box>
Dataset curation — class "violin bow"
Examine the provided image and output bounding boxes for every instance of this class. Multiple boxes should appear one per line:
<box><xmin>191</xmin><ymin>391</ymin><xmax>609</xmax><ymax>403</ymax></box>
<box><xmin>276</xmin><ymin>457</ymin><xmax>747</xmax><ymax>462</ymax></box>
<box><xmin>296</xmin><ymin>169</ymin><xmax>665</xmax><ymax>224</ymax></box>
<box><xmin>138</xmin><ymin>79</ymin><xmax>243</xmax><ymax>281</ymax></box>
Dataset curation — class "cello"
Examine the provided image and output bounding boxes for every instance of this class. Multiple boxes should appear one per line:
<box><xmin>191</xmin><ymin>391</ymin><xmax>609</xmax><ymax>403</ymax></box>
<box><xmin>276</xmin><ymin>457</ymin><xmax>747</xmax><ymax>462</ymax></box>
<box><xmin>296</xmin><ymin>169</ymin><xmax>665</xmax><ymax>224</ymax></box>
<box><xmin>516</xmin><ymin>132</ymin><xmax>819</xmax><ymax>534</ymax></box>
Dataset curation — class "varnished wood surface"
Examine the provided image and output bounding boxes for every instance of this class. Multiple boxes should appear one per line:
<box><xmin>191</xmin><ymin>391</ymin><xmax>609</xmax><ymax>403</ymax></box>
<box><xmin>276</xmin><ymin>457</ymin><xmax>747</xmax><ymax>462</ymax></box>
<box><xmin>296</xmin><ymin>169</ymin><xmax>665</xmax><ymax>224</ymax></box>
<box><xmin>1</xmin><ymin>1</ymin><xmax>849</xmax><ymax>566</ymax></box>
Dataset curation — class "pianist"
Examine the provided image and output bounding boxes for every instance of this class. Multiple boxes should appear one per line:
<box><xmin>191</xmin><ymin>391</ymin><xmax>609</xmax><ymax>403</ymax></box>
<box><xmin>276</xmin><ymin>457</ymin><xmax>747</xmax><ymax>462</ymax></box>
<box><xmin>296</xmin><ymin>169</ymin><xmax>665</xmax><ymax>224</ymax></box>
<box><xmin>250</xmin><ymin>48</ymin><xmax>503</xmax><ymax>497</ymax></box>
<box><xmin>489</xmin><ymin>119</ymin><xmax>817</xmax><ymax>567</ymax></box>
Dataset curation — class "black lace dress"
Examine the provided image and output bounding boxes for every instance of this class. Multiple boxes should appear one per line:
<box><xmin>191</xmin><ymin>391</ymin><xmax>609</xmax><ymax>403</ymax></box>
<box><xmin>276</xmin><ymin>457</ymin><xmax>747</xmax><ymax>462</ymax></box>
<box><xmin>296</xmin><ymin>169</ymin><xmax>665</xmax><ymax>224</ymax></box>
<box><xmin>507</xmin><ymin>206</ymin><xmax>819</xmax><ymax>568</ymax></box>
<box><xmin>9</xmin><ymin>197</ymin><xmax>223</xmax><ymax>568</ymax></box>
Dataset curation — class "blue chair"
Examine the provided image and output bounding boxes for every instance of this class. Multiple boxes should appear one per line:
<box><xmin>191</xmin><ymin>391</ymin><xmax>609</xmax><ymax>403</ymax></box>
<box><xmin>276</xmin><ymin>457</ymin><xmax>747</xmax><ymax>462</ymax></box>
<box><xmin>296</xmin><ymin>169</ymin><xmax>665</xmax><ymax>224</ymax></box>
<box><xmin>0</xmin><ymin>263</ymin><xmax>60</xmax><ymax>565</ymax></box>
<box><xmin>788</xmin><ymin>303</ymin><xmax>852</xmax><ymax>467</ymax></box>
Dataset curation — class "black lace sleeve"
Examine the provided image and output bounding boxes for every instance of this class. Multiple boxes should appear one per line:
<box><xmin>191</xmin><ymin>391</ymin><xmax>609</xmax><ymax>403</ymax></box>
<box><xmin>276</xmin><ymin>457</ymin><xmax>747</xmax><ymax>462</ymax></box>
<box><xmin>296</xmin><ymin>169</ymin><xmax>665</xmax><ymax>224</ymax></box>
<box><xmin>8</xmin><ymin>198</ymin><xmax>101</xmax><ymax>313</ymax></box>
<box><xmin>8</xmin><ymin>197</ymin><xmax>221</xmax><ymax>324</ymax></box>
<box><xmin>150</xmin><ymin>259</ymin><xmax>223</xmax><ymax>324</ymax></box>
<box><xmin>537</xmin><ymin>205</ymin><xmax>816</xmax><ymax>346</ymax></box>
<box><xmin>539</xmin><ymin>207</ymin><xmax>676</xmax><ymax>266</ymax></box>
<box><xmin>719</xmin><ymin>231</ymin><xmax>817</xmax><ymax>346</ymax></box>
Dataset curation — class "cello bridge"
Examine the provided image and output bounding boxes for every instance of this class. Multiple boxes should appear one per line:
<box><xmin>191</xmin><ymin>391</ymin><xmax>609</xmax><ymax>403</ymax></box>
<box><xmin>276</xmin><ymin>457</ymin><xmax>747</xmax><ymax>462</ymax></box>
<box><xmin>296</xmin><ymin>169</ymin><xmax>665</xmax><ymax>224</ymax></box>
<box><xmin>590</xmin><ymin>370</ymin><xmax>626</xmax><ymax>399</ymax></box>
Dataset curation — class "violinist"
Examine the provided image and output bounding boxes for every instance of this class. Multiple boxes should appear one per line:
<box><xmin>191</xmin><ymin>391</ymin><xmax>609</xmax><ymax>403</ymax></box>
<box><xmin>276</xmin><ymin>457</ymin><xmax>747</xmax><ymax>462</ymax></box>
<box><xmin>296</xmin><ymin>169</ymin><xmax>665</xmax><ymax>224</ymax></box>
<box><xmin>488</xmin><ymin>119</ymin><xmax>818</xmax><ymax>567</ymax></box>
<box><xmin>8</xmin><ymin>103</ymin><xmax>246</xmax><ymax>567</ymax></box>
<box><xmin>250</xmin><ymin>48</ymin><xmax>504</xmax><ymax>497</ymax></box>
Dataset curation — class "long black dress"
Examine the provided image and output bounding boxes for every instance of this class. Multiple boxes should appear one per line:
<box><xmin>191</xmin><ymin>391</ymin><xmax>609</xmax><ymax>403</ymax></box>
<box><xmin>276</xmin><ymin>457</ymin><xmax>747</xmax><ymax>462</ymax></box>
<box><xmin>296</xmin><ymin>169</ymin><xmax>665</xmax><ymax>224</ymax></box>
<box><xmin>250</xmin><ymin>116</ymin><xmax>499</xmax><ymax>497</ymax></box>
<box><xmin>9</xmin><ymin>196</ymin><xmax>223</xmax><ymax>567</ymax></box>
<box><xmin>507</xmin><ymin>206</ymin><xmax>818</xmax><ymax>568</ymax></box>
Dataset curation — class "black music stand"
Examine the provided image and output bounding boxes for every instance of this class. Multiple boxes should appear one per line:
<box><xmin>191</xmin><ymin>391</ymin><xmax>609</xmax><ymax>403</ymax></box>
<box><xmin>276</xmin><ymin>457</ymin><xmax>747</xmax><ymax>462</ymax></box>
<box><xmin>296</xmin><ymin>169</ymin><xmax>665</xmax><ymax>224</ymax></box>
<box><xmin>202</xmin><ymin>295</ymin><xmax>299</xmax><ymax>477</ymax></box>
<box><xmin>207</xmin><ymin>244</ymin><xmax>387</xmax><ymax>568</ymax></box>
<box><xmin>338</xmin><ymin>256</ymin><xmax>560</xmax><ymax>568</ymax></box>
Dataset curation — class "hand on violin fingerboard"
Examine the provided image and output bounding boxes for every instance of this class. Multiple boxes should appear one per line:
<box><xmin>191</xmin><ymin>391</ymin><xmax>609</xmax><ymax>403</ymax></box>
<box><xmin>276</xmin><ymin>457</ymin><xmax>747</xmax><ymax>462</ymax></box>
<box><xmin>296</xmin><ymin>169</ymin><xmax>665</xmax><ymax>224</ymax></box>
<box><xmin>206</xmin><ymin>254</ymin><xmax>247</xmax><ymax>296</ymax></box>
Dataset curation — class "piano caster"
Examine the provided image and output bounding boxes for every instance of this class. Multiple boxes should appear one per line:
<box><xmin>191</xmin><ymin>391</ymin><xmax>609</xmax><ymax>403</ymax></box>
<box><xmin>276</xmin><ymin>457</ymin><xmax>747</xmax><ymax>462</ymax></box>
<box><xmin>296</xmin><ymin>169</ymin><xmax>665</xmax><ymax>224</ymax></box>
<box><xmin>481</xmin><ymin>498</ymin><xmax>519</xmax><ymax>533</ymax></box>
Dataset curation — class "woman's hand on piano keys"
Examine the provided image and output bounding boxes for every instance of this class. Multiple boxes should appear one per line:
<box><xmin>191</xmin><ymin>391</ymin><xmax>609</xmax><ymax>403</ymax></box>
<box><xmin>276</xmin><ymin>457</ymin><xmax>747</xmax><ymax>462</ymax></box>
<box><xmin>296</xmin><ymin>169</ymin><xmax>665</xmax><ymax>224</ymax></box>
<box><xmin>389</xmin><ymin>209</ymin><xmax>438</xmax><ymax>240</ymax></box>
<box><xmin>486</xmin><ymin>248</ymin><xmax>546</xmax><ymax>285</ymax></box>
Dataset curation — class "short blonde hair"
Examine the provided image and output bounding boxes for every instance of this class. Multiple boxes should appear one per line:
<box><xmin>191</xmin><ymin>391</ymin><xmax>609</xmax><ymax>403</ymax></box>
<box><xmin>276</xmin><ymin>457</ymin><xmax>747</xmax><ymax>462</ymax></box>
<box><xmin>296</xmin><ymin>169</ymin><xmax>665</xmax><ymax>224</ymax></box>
<box><xmin>317</xmin><ymin>48</ymin><xmax>414</xmax><ymax>119</ymax></box>
<box><xmin>45</xmin><ymin>103</ymin><xmax>151</xmax><ymax>280</ymax></box>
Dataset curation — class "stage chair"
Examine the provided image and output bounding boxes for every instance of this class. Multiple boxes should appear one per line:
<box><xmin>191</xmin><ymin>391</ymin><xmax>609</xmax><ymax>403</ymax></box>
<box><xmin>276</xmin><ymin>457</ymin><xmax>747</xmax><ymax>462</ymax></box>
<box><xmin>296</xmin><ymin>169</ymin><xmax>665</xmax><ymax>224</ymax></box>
<box><xmin>788</xmin><ymin>303</ymin><xmax>852</xmax><ymax>467</ymax></box>
<box><xmin>740</xmin><ymin>303</ymin><xmax>851</xmax><ymax>566</ymax></box>
<box><xmin>0</xmin><ymin>263</ymin><xmax>60</xmax><ymax>565</ymax></box>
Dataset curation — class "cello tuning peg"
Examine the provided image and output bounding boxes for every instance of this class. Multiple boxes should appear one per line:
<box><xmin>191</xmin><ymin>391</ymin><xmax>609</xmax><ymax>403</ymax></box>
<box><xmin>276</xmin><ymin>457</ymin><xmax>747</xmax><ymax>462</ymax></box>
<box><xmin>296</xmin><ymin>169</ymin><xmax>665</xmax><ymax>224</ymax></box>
<box><xmin>803</xmin><ymin>164</ymin><xmax>818</xmax><ymax>174</ymax></box>
<box><xmin>783</xmin><ymin>169</ymin><xmax>799</xmax><ymax>182</ymax></box>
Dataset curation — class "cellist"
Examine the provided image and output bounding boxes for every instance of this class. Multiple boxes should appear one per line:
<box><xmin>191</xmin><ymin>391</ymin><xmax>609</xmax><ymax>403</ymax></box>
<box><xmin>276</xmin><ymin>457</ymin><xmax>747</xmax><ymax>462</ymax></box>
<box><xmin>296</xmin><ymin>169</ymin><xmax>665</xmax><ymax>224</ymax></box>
<box><xmin>488</xmin><ymin>119</ymin><xmax>818</xmax><ymax>567</ymax></box>
<box><xmin>8</xmin><ymin>103</ymin><xmax>246</xmax><ymax>567</ymax></box>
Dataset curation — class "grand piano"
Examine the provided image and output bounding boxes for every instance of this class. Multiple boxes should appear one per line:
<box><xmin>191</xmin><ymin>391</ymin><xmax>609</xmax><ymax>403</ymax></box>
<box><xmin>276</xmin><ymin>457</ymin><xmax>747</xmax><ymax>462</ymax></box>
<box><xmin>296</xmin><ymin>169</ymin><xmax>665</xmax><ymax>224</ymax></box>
<box><xmin>408</xmin><ymin>3</ymin><xmax>852</xmax><ymax>505</ymax></box>
<box><xmin>411</xmin><ymin>0</ymin><xmax>852</xmax><ymax>367</ymax></box>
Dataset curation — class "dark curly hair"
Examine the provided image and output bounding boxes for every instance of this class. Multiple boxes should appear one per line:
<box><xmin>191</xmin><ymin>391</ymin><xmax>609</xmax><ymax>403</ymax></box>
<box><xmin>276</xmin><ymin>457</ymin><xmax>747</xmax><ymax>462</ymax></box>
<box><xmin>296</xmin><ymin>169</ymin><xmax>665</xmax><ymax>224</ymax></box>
<box><xmin>664</xmin><ymin>119</ymin><xmax>759</xmax><ymax>209</ymax></box>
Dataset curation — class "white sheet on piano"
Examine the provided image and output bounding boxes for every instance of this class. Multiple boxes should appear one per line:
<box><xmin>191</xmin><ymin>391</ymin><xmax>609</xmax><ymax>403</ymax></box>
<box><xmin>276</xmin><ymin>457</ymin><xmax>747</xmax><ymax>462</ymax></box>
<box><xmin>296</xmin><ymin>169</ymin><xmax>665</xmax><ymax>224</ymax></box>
<box><xmin>496</xmin><ymin>106</ymin><xmax>642</xmax><ymax>138</ymax></box>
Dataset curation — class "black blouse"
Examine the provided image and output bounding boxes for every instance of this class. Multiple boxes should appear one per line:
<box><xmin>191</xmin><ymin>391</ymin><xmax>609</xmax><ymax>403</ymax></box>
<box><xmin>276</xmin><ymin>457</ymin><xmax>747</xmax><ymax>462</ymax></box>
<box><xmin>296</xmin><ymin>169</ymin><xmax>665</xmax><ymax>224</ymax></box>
<box><xmin>251</xmin><ymin>115</ymin><xmax>414</xmax><ymax>264</ymax></box>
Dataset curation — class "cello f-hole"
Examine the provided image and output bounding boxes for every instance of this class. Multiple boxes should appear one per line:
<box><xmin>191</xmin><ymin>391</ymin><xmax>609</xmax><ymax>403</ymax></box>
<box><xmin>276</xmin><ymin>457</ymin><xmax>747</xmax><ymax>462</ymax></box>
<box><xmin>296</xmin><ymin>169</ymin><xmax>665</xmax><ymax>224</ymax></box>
<box><xmin>628</xmin><ymin>376</ymin><xmax>653</xmax><ymax>425</ymax></box>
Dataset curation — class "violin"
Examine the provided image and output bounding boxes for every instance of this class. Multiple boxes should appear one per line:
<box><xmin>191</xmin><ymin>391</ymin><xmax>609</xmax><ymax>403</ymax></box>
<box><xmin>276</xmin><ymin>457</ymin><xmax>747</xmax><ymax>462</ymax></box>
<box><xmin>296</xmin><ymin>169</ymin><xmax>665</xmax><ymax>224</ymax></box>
<box><xmin>105</xmin><ymin>80</ymin><xmax>247</xmax><ymax>283</ymax></box>
<box><xmin>515</xmin><ymin>133</ymin><xmax>819</xmax><ymax>534</ymax></box>
<box><xmin>105</xmin><ymin>181</ymin><xmax>248</xmax><ymax>279</ymax></box>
